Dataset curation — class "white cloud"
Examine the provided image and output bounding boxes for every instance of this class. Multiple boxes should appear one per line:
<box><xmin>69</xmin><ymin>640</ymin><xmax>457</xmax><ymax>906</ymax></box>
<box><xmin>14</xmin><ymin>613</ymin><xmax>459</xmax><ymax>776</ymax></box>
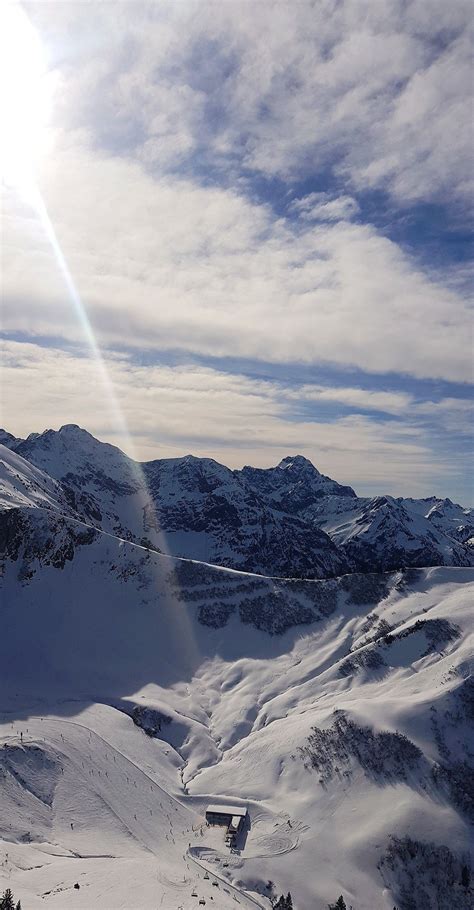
<box><xmin>2</xmin><ymin>339</ymin><xmax>471</xmax><ymax>499</ymax></box>
<box><xmin>413</xmin><ymin>397</ymin><xmax>474</xmax><ymax>435</ymax></box>
<box><xmin>347</xmin><ymin>29</ymin><xmax>473</xmax><ymax>204</ymax></box>
<box><xmin>2</xmin><ymin>141</ymin><xmax>472</xmax><ymax>382</ymax></box>
<box><xmin>295</xmin><ymin>385</ymin><xmax>413</xmax><ymax>415</ymax></box>
<box><xmin>24</xmin><ymin>0</ymin><xmax>471</xmax><ymax>207</ymax></box>
<box><xmin>289</xmin><ymin>193</ymin><xmax>359</xmax><ymax>222</ymax></box>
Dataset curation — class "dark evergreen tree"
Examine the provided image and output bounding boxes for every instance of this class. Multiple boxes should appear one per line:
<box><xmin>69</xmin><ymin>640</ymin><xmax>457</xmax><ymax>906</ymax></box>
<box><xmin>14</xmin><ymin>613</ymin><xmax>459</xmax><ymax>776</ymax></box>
<box><xmin>273</xmin><ymin>890</ymin><xmax>294</xmax><ymax>909</ymax></box>
<box><xmin>16</xmin><ymin>902</ymin><xmax>22</xmax><ymax>910</ymax></box>
<box><xmin>461</xmin><ymin>864</ymin><xmax>471</xmax><ymax>889</ymax></box>
<box><xmin>328</xmin><ymin>897</ymin><xmax>347</xmax><ymax>910</ymax></box>
<box><xmin>0</xmin><ymin>890</ymin><xmax>15</xmax><ymax>910</ymax></box>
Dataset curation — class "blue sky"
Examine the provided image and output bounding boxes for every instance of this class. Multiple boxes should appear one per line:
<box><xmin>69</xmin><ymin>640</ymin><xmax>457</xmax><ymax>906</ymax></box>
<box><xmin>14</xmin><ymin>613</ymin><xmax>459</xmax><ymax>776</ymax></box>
<box><xmin>1</xmin><ymin>0</ymin><xmax>473</xmax><ymax>501</ymax></box>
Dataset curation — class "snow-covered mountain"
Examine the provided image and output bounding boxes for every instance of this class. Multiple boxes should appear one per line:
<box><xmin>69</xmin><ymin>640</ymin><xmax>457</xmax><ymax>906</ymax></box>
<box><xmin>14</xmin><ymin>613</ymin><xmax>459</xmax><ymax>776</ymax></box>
<box><xmin>238</xmin><ymin>453</ymin><xmax>357</xmax><ymax>508</ymax></box>
<box><xmin>400</xmin><ymin>495</ymin><xmax>474</xmax><ymax>546</ymax></box>
<box><xmin>0</xmin><ymin>463</ymin><xmax>473</xmax><ymax>909</ymax></box>
<box><xmin>0</xmin><ymin>444</ymin><xmax>73</xmax><ymax>515</ymax></box>
<box><xmin>0</xmin><ymin>431</ymin><xmax>347</xmax><ymax>579</ymax></box>
<box><xmin>141</xmin><ymin>453</ymin><xmax>346</xmax><ymax>577</ymax></box>
<box><xmin>318</xmin><ymin>494</ymin><xmax>474</xmax><ymax>571</ymax></box>
<box><xmin>1</xmin><ymin>425</ymin><xmax>472</xmax><ymax>577</ymax></box>
<box><xmin>238</xmin><ymin>454</ymin><xmax>474</xmax><ymax>571</ymax></box>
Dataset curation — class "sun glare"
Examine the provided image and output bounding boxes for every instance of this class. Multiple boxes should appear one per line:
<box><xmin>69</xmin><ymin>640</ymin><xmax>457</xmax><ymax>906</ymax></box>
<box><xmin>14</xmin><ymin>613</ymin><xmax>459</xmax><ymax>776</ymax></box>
<box><xmin>0</xmin><ymin>3</ymin><xmax>54</xmax><ymax>195</ymax></box>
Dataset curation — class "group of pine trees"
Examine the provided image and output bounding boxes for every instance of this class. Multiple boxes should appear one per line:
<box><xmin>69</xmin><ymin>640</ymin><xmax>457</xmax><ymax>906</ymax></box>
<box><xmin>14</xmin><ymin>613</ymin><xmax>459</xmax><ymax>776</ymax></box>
<box><xmin>273</xmin><ymin>894</ymin><xmax>293</xmax><ymax>910</ymax></box>
<box><xmin>0</xmin><ymin>890</ymin><xmax>21</xmax><ymax>910</ymax></box>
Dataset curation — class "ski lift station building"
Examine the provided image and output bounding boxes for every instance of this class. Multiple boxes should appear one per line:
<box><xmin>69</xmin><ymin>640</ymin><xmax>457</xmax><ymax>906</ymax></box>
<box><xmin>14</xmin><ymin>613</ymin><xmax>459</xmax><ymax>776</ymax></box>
<box><xmin>205</xmin><ymin>804</ymin><xmax>248</xmax><ymax>835</ymax></box>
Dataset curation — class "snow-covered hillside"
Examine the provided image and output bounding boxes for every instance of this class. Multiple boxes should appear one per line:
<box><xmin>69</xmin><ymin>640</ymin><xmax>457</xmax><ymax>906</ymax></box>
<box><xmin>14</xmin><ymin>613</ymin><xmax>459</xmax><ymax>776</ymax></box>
<box><xmin>1</xmin><ymin>429</ymin><xmax>473</xmax><ymax>909</ymax></box>
<box><xmin>0</xmin><ymin>446</ymin><xmax>72</xmax><ymax>514</ymax></box>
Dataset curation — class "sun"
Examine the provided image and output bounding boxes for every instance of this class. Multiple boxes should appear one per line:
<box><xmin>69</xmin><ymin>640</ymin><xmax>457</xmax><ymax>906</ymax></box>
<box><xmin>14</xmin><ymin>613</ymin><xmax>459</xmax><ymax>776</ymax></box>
<box><xmin>0</xmin><ymin>2</ymin><xmax>54</xmax><ymax>196</ymax></box>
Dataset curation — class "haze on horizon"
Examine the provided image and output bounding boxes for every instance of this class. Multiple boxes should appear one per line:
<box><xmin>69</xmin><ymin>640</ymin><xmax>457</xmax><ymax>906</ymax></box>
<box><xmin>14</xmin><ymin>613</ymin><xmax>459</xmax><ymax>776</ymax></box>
<box><xmin>1</xmin><ymin>0</ymin><xmax>473</xmax><ymax>504</ymax></box>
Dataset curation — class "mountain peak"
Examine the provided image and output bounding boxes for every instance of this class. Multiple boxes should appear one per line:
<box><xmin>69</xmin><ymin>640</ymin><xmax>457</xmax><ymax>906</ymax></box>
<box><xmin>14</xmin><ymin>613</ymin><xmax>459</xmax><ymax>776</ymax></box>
<box><xmin>277</xmin><ymin>455</ymin><xmax>320</xmax><ymax>473</ymax></box>
<box><xmin>57</xmin><ymin>424</ymin><xmax>104</xmax><ymax>443</ymax></box>
<box><xmin>24</xmin><ymin>424</ymin><xmax>121</xmax><ymax>454</ymax></box>
<box><xmin>59</xmin><ymin>423</ymin><xmax>83</xmax><ymax>433</ymax></box>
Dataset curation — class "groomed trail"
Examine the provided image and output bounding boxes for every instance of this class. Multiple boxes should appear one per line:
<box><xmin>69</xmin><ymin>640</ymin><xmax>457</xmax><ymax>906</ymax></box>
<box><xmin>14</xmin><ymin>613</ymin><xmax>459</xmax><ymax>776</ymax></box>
<box><xmin>0</xmin><ymin>708</ymin><xmax>277</xmax><ymax>908</ymax></box>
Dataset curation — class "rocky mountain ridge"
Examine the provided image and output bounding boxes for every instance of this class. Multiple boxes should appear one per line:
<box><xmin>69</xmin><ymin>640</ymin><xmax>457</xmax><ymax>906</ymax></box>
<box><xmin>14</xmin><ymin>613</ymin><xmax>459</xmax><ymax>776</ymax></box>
<box><xmin>1</xmin><ymin>424</ymin><xmax>473</xmax><ymax>578</ymax></box>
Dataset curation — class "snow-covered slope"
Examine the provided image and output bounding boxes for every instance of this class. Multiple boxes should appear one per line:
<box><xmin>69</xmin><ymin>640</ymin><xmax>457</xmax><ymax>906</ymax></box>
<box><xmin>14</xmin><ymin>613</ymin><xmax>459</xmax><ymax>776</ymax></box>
<box><xmin>400</xmin><ymin>495</ymin><xmax>474</xmax><ymax>545</ymax></box>
<box><xmin>320</xmin><ymin>494</ymin><xmax>473</xmax><ymax>571</ymax></box>
<box><xmin>0</xmin><ymin>445</ymin><xmax>71</xmax><ymax>514</ymax></box>
<box><xmin>0</xmin><ymin>482</ymin><xmax>473</xmax><ymax>909</ymax></box>
<box><xmin>1</xmin><ymin>425</ymin><xmax>473</xmax><ymax>906</ymax></box>
<box><xmin>2</xmin><ymin>425</ymin><xmax>472</xmax><ymax>576</ymax></box>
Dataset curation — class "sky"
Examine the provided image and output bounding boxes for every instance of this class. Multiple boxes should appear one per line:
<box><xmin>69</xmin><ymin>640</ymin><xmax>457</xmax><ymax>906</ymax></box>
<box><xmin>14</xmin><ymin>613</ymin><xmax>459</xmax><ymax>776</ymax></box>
<box><xmin>1</xmin><ymin>0</ymin><xmax>473</xmax><ymax>502</ymax></box>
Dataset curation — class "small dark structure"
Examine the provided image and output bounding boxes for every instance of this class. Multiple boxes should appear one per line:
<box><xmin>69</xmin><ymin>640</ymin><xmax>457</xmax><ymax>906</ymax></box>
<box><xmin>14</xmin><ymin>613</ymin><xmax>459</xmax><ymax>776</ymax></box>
<box><xmin>205</xmin><ymin>804</ymin><xmax>248</xmax><ymax>847</ymax></box>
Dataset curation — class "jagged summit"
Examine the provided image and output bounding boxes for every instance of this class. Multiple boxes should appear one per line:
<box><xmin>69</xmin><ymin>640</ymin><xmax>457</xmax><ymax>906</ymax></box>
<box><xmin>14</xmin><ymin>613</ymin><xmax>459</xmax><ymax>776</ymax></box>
<box><xmin>238</xmin><ymin>454</ymin><xmax>358</xmax><ymax>510</ymax></box>
<box><xmin>26</xmin><ymin>423</ymin><xmax>114</xmax><ymax>447</ymax></box>
<box><xmin>58</xmin><ymin>423</ymin><xmax>86</xmax><ymax>434</ymax></box>
<box><xmin>0</xmin><ymin>428</ymin><xmax>23</xmax><ymax>449</ymax></box>
<box><xmin>145</xmin><ymin>452</ymin><xmax>227</xmax><ymax>472</ymax></box>
<box><xmin>276</xmin><ymin>454</ymin><xmax>320</xmax><ymax>472</ymax></box>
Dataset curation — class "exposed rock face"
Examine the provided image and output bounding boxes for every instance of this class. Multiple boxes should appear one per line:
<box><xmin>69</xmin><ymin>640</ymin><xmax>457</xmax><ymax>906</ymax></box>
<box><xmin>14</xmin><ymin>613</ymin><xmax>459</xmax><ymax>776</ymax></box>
<box><xmin>238</xmin><ymin>454</ymin><xmax>357</xmax><ymax>513</ymax></box>
<box><xmin>0</xmin><ymin>507</ymin><xmax>97</xmax><ymax>575</ymax></box>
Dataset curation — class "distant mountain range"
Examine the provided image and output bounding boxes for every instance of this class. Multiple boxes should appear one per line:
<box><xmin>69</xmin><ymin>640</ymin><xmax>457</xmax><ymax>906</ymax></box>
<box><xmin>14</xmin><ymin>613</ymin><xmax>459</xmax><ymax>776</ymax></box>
<box><xmin>1</xmin><ymin>424</ymin><xmax>473</xmax><ymax>578</ymax></box>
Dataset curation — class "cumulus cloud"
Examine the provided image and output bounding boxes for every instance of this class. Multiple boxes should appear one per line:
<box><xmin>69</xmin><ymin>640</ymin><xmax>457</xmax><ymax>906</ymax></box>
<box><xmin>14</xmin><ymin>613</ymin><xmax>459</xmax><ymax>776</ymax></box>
<box><xmin>2</xmin><ymin>339</ymin><xmax>471</xmax><ymax>499</ymax></box>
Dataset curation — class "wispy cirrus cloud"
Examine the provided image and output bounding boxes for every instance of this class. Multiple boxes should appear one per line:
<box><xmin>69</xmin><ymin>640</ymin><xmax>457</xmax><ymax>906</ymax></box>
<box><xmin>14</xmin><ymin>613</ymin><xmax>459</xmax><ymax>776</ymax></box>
<box><xmin>289</xmin><ymin>193</ymin><xmax>360</xmax><ymax>222</ymax></box>
<box><xmin>2</xmin><ymin>339</ymin><xmax>471</xmax><ymax>500</ymax></box>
